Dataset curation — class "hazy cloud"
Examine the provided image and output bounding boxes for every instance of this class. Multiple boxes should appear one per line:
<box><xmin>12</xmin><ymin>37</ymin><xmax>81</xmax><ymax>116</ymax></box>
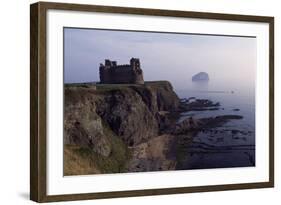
<box><xmin>64</xmin><ymin>28</ymin><xmax>256</xmax><ymax>91</ymax></box>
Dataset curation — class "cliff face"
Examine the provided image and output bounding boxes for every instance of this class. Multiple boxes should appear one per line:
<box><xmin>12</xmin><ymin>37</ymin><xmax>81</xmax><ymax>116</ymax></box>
<box><xmin>95</xmin><ymin>88</ymin><xmax>159</xmax><ymax>146</ymax></box>
<box><xmin>63</xmin><ymin>81</ymin><xmax>180</xmax><ymax>174</ymax></box>
<box><xmin>64</xmin><ymin>81</ymin><xmax>179</xmax><ymax>146</ymax></box>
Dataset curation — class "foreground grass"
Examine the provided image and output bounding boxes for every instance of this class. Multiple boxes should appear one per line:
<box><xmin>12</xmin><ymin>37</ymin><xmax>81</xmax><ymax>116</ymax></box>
<box><xmin>64</xmin><ymin>123</ymin><xmax>131</xmax><ymax>176</ymax></box>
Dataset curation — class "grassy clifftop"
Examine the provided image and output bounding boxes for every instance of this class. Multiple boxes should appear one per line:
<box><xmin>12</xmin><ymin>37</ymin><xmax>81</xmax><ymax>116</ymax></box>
<box><xmin>65</xmin><ymin>80</ymin><xmax>174</xmax><ymax>91</ymax></box>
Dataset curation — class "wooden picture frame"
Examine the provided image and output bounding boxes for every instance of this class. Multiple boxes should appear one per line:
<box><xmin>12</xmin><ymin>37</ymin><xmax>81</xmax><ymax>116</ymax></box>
<box><xmin>30</xmin><ymin>1</ymin><xmax>274</xmax><ymax>202</ymax></box>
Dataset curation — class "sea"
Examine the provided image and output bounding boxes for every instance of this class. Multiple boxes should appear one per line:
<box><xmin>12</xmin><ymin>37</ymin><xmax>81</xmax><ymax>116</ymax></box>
<box><xmin>174</xmin><ymin>80</ymin><xmax>255</xmax><ymax>170</ymax></box>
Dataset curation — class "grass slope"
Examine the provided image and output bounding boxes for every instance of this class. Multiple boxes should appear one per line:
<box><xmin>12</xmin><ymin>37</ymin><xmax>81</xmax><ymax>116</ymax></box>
<box><xmin>64</xmin><ymin>122</ymin><xmax>131</xmax><ymax>175</ymax></box>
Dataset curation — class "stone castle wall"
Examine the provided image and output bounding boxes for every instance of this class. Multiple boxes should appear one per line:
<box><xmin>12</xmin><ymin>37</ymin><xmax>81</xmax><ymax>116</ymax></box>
<box><xmin>99</xmin><ymin>58</ymin><xmax>144</xmax><ymax>84</ymax></box>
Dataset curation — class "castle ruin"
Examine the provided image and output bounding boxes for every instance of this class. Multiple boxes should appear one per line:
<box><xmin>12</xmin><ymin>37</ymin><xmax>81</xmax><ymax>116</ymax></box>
<box><xmin>99</xmin><ymin>58</ymin><xmax>144</xmax><ymax>84</ymax></box>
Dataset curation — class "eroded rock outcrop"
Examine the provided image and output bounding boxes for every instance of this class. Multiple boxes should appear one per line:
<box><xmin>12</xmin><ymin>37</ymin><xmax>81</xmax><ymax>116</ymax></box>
<box><xmin>64</xmin><ymin>87</ymin><xmax>112</xmax><ymax>157</ymax></box>
<box><xmin>64</xmin><ymin>81</ymin><xmax>180</xmax><ymax>151</ymax></box>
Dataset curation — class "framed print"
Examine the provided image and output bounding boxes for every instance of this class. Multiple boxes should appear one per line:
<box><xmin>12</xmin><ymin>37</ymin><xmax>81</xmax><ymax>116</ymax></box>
<box><xmin>30</xmin><ymin>1</ymin><xmax>274</xmax><ymax>202</ymax></box>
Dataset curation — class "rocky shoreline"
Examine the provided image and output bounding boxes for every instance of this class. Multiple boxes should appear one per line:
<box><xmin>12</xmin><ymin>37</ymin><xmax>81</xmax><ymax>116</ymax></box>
<box><xmin>63</xmin><ymin>81</ymin><xmax>253</xmax><ymax>175</ymax></box>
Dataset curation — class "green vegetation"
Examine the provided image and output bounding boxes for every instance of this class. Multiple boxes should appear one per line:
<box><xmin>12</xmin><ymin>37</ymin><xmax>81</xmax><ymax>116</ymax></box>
<box><xmin>174</xmin><ymin>134</ymin><xmax>193</xmax><ymax>169</ymax></box>
<box><xmin>64</xmin><ymin>120</ymin><xmax>131</xmax><ymax>175</ymax></box>
<box><xmin>64</xmin><ymin>81</ymin><xmax>171</xmax><ymax>90</ymax></box>
<box><xmin>144</xmin><ymin>80</ymin><xmax>170</xmax><ymax>86</ymax></box>
<box><xmin>64</xmin><ymin>82</ymin><xmax>97</xmax><ymax>88</ymax></box>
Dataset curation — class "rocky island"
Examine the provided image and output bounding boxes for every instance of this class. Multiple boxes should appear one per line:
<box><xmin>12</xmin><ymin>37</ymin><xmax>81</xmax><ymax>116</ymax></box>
<box><xmin>192</xmin><ymin>72</ymin><xmax>209</xmax><ymax>81</ymax></box>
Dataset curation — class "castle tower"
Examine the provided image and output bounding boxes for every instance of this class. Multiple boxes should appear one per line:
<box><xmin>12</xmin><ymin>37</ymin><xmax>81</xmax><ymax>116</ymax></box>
<box><xmin>130</xmin><ymin>58</ymin><xmax>140</xmax><ymax>70</ymax></box>
<box><xmin>99</xmin><ymin>60</ymin><xmax>112</xmax><ymax>83</ymax></box>
<box><xmin>104</xmin><ymin>59</ymin><xmax>112</xmax><ymax>68</ymax></box>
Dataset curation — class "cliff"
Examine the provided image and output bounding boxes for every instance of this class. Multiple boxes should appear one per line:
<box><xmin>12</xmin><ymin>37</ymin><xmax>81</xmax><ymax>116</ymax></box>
<box><xmin>63</xmin><ymin>81</ymin><xmax>245</xmax><ymax>174</ymax></box>
<box><xmin>63</xmin><ymin>81</ymin><xmax>180</xmax><ymax>175</ymax></box>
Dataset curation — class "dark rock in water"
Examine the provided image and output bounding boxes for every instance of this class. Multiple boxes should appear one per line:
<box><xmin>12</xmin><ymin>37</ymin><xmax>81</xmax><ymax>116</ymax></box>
<box><xmin>217</xmin><ymin>115</ymin><xmax>243</xmax><ymax>120</ymax></box>
<box><xmin>200</xmin><ymin>115</ymin><xmax>243</xmax><ymax>129</ymax></box>
<box><xmin>192</xmin><ymin>72</ymin><xmax>209</xmax><ymax>81</ymax></box>
<box><xmin>174</xmin><ymin>114</ymin><xmax>243</xmax><ymax>135</ymax></box>
<box><xmin>179</xmin><ymin>98</ymin><xmax>220</xmax><ymax>112</ymax></box>
<box><xmin>231</xmin><ymin>130</ymin><xmax>239</xmax><ymax>135</ymax></box>
<box><xmin>188</xmin><ymin>97</ymin><xmax>196</xmax><ymax>100</ymax></box>
<box><xmin>180</xmin><ymin>98</ymin><xmax>188</xmax><ymax>103</ymax></box>
<box><xmin>233</xmin><ymin>108</ymin><xmax>240</xmax><ymax>111</ymax></box>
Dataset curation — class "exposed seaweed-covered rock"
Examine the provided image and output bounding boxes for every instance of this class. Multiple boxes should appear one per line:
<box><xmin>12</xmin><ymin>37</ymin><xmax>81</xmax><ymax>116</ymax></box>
<box><xmin>201</xmin><ymin>115</ymin><xmax>243</xmax><ymax>128</ymax></box>
<box><xmin>179</xmin><ymin>98</ymin><xmax>220</xmax><ymax>112</ymax></box>
<box><xmin>173</xmin><ymin>115</ymin><xmax>243</xmax><ymax>135</ymax></box>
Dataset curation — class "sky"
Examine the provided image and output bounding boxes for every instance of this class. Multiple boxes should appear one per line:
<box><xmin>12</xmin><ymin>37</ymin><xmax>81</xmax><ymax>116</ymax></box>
<box><xmin>64</xmin><ymin>27</ymin><xmax>256</xmax><ymax>91</ymax></box>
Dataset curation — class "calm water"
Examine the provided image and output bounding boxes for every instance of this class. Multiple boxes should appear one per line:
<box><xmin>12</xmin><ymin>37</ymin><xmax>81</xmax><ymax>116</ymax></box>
<box><xmin>175</xmin><ymin>81</ymin><xmax>255</xmax><ymax>170</ymax></box>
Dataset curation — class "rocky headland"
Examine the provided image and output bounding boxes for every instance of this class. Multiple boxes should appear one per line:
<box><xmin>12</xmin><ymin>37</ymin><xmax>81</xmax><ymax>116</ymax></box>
<box><xmin>63</xmin><ymin>81</ymin><xmax>247</xmax><ymax>175</ymax></box>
